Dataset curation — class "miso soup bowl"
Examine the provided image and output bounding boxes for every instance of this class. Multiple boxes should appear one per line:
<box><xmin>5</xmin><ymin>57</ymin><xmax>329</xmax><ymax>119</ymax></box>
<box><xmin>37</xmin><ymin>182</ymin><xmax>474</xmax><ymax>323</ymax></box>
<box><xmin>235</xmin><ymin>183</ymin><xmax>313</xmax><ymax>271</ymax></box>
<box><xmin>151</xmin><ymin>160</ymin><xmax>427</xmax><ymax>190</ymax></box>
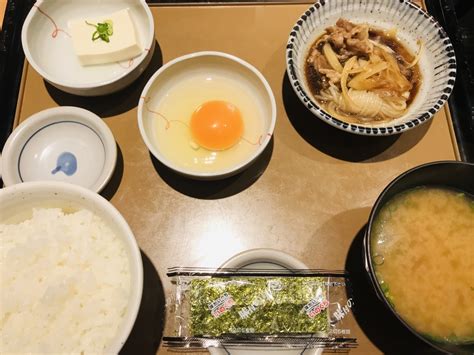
<box><xmin>286</xmin><ymin>0</ymin><xmax>456</xmax><ymax>136</ymax></box>
<box><xmin>364</xmin><ymin>161</ymin><xmax>474</xmax><ymax>354</ymax></box>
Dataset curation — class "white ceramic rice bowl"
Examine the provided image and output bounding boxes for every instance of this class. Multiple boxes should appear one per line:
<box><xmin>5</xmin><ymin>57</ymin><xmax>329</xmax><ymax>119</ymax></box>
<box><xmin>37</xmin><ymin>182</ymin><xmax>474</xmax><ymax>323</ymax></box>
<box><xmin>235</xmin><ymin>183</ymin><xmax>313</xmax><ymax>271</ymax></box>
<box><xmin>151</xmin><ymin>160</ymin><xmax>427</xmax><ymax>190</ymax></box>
<box><xmin>0</xmin><ymin>181</ymin><xmax>143</xmax><ymax>353</ymax></box>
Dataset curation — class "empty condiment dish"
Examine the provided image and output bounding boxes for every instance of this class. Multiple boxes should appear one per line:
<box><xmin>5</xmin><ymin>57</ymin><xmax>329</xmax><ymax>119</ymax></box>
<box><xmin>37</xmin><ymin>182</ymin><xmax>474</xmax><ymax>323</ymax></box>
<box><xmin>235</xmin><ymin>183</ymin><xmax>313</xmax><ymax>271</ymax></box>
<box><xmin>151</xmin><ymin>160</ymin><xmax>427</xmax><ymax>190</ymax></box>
<box><xmin>21</xmin><ymin>0</ymin><xmax>155</xmax><ymax>96</ymax></box>
<box><xmin>1</xmin><ymin>107</ymin><xmax>117</xmax><ymax>192</ymax></box>
<box><xmin>138</xmin><ymin>51</ymin><xmax>276</xmax><ymax>180</ymax></box>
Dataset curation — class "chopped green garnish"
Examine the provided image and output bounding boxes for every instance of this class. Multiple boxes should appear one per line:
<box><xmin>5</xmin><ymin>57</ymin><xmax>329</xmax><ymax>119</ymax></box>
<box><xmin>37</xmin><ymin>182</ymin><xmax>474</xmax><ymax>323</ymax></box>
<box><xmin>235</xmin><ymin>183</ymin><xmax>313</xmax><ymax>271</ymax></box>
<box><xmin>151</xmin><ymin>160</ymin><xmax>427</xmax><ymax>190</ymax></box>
<box><xmin>385</xmin><ymin>293</ymin><xmax>395</xmax><ymax>307</ymax></box>
<box><xmin>86</xmin><ymin>20</ymin><xmax>113</xmax><ymax>43</ymax></box>
<box><xmin>423</xmin><ymin>331</ymin><xmax>474</xmax><ymax>345</ymax></box>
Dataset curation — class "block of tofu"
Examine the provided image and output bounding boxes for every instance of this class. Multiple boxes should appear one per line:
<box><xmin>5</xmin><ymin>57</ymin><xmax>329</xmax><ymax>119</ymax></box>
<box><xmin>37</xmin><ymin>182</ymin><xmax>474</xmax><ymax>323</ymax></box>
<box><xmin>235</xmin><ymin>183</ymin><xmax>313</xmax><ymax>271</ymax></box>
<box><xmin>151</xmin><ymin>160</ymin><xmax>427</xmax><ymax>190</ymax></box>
<box><xmin>69</xmin><ymin>8</ymin><xmax>142</xmax><ymax>66</ymax></box>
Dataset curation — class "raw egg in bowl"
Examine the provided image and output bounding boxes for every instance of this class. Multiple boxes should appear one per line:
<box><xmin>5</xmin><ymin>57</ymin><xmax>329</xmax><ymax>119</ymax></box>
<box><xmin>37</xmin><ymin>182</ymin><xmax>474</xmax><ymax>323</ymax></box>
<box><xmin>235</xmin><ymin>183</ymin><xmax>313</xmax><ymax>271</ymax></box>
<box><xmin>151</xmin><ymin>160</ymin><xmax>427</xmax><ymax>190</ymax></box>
<box><xmin>137</xmin><ymin>51</ymin><xmax>276</xmax><ymax>180</ymax></box>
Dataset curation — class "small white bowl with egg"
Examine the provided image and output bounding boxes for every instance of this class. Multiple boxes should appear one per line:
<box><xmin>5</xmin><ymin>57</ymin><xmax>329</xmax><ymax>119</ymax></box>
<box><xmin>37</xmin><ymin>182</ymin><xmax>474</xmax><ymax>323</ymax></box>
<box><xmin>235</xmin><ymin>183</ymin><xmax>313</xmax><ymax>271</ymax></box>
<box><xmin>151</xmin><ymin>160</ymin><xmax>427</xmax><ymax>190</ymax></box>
<box><xmin>0</xmin><ymin>181</ymin><xmax>143</xmax><ymax>353</ymax></box>
<box><xmin>137</xmin><ymin>51</ymin><xmax>277</xmax><ymax>180</ymax></box>
<box><xmin>21</xmin><ymin>0</ymin><xmax>155</xmax><ymax>96</ymax></box>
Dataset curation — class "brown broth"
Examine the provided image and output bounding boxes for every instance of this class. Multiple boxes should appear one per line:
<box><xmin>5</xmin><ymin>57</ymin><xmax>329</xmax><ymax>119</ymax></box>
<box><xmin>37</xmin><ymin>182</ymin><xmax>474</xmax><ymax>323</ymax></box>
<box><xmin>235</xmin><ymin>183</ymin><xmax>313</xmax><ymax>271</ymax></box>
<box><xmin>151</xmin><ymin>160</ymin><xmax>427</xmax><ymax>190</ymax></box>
<box><xmin>304</xmin><ymin>24</ymin><xmax>422</xmax><ymax>114</ymax></box>
<box><xmin>369</xmin><ymin>29</ymin><xmax>421</xmax><ymax>106</ymax></box>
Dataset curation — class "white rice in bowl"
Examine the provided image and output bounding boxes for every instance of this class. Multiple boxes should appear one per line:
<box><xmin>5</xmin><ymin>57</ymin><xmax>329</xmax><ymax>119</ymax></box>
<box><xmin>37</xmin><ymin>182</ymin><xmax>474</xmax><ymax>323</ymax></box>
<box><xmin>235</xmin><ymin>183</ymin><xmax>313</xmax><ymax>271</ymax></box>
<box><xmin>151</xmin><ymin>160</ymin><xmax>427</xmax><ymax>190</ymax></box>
<box><xmin>0</xmin><ymin>208</ymin><xmax>131</xmax><ymax>354</ymax></box>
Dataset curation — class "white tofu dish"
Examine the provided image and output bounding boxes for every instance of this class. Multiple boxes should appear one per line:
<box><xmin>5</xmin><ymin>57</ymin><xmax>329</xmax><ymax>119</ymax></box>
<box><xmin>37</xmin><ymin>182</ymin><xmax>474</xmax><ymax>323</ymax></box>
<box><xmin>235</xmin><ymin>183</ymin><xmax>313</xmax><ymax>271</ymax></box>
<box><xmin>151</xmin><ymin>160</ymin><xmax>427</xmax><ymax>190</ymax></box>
<box><xmin>22</xmin><ymin>0</ymin><xmax>155</xmax><ymax>95</ymax></box>
<box><xmin>69</xmin><ymin>8</ymin><xmax>143</xmax><ymax>66</ymax></box>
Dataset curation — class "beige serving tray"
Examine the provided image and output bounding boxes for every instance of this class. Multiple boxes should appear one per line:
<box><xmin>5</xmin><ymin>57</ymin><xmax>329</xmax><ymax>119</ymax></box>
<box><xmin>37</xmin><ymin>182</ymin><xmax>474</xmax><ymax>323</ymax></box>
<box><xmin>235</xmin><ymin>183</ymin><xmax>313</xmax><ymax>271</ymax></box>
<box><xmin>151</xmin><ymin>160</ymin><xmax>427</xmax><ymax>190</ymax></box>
<box><xmin>14</xmin><ymin>2</ymin><xmax>456</xmax><ymax>354</ymax></box>
<box><xmin>0</xmin><ymin>0</ymin><xmax>6</xmax><ymax>29</ymax></box>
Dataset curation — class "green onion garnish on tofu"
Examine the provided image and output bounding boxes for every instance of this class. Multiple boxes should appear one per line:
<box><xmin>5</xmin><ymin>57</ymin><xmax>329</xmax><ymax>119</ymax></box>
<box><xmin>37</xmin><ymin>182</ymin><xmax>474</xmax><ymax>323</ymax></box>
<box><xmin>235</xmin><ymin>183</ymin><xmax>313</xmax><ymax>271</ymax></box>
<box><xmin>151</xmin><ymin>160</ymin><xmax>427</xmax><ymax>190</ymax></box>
<box><xmin>86</xmin><ymin>20</ymin><xmax>113</xmax><ymax>43</ymax></box>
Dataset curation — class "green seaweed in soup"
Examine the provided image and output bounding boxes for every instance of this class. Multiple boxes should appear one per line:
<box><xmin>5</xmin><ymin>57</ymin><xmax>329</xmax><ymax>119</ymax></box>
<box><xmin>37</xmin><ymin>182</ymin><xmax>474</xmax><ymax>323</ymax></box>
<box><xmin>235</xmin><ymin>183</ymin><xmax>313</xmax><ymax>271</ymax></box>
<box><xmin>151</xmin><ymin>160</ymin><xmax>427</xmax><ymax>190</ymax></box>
<box><xmin>370</xmin><ymin>187</ymin><xmax>474</xmax><ymax>344</ymax></box>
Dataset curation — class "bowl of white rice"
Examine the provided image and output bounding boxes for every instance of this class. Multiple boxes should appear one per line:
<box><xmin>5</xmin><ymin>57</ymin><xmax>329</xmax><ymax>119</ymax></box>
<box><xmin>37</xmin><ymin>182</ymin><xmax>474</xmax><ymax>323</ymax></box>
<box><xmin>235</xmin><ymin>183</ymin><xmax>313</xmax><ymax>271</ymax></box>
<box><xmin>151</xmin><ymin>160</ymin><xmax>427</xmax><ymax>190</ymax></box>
<box><xmin>0</xmin><ymin>181</ymin><xmax>143</xmax><ymax>354</ymax></box>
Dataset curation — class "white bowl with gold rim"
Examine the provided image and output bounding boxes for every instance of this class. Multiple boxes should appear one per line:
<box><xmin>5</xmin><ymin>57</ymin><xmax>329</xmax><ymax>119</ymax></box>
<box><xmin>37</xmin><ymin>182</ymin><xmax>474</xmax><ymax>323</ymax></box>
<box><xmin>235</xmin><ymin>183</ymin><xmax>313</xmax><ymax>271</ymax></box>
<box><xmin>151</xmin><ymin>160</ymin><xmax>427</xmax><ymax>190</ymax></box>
<box><xmin>21</xmin><ymin>0</ymin><xmax>155</xmax><ymax>96</ymax></box>
<box><xmin>137</xmin><ymin>51</ymin><xmax>276</xmax><ymax>180</ymax></box>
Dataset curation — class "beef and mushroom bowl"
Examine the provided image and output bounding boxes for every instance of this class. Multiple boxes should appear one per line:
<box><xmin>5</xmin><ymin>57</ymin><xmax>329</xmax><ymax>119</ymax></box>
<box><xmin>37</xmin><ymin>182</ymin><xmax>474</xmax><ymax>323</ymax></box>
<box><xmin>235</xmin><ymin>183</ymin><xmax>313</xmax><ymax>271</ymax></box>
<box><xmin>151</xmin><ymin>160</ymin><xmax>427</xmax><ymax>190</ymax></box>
<box><xmin>286</xmin><ymin>0</ymin><xmax>456</xmax><ymax>136</ymax></box>
<box><xmin>305</xmin><ymin>18</ymin><xmax>422</xmax><ymax>124</ymax></box>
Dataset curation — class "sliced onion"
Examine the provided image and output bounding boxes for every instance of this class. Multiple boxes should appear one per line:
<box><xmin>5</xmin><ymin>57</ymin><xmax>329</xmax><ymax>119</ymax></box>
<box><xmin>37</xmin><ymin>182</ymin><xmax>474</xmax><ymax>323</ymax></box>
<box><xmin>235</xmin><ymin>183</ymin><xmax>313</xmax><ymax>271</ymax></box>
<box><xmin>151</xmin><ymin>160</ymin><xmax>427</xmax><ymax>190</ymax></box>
<box><xmin>323</xmin><ymin>43</ymin><xmax>344</xmax><ymax>73</ymax></box>
<box><xmin>348</xmin><ymin>62</ymin><xmax>388</xmax><ymax>89</ymax></box>
<box><xmin>407</xmin><ymin>40</ymin><xmax>423</xmax><ymax>68</ymax></box>
<box><xmin>340</xmin><ymin>56</ymin><xmax>359</xmax><ymax>110</ymax></box>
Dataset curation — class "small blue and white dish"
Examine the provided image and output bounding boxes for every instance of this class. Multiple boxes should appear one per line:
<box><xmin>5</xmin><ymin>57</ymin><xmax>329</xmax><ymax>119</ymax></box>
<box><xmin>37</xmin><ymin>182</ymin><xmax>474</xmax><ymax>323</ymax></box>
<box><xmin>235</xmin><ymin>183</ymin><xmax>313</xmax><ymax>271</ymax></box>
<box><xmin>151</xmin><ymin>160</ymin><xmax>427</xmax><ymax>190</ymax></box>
<box><xmin>286</xmin><ymin>0</ymin><xmax>456</xmax><ymax>136</ymax></box>
<box><xmin>1</xmin><ymin>107</ymin><xmax>117</xmax><ymax>192</ymax></box>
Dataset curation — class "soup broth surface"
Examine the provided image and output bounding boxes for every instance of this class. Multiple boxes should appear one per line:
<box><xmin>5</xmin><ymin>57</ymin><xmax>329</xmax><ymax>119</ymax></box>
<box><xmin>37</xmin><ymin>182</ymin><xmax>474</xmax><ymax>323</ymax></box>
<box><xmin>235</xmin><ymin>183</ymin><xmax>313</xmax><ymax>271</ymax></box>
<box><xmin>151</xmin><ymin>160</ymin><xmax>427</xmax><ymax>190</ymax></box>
<box><xmin>371</xmin><ymin>187</ymin><xmax>474</xmax><ymax>342</ymax></box>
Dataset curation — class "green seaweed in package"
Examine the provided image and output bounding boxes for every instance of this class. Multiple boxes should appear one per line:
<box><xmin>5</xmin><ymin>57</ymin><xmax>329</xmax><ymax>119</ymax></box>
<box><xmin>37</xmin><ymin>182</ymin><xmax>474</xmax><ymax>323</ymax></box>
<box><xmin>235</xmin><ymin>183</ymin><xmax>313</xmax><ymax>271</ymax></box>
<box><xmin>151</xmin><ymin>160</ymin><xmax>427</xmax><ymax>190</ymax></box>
<box><xmin>189</xmin><ymin>277</ymin><xmax>329</xmax><ymax>335</ymax></box>
<box><xmin>164</xmin><ymin>268</ymin><xmax>357</xmax><ymax>351</ymax></box>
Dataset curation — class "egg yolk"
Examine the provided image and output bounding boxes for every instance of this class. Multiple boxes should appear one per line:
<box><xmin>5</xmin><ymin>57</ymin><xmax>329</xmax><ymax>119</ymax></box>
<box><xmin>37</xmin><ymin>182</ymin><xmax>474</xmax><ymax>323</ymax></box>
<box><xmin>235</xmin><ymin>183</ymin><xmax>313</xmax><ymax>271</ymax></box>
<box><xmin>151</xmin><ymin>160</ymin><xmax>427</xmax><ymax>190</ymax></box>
<box><xmin>190</xmin><ymin>100</ymin><xmax>244</xmax><ymax>151</ymax></box>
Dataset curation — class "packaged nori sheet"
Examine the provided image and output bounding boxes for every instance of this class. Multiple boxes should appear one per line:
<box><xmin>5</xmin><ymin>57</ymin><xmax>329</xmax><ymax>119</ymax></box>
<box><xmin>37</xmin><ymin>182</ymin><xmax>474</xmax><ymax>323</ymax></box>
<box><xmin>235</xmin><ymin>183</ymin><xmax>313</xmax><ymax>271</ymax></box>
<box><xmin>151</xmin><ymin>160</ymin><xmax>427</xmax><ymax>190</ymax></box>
<box><xmin>188</xmin><ymin>277</ymin><xmax>329</xmax><ymax>336</ymax></box>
